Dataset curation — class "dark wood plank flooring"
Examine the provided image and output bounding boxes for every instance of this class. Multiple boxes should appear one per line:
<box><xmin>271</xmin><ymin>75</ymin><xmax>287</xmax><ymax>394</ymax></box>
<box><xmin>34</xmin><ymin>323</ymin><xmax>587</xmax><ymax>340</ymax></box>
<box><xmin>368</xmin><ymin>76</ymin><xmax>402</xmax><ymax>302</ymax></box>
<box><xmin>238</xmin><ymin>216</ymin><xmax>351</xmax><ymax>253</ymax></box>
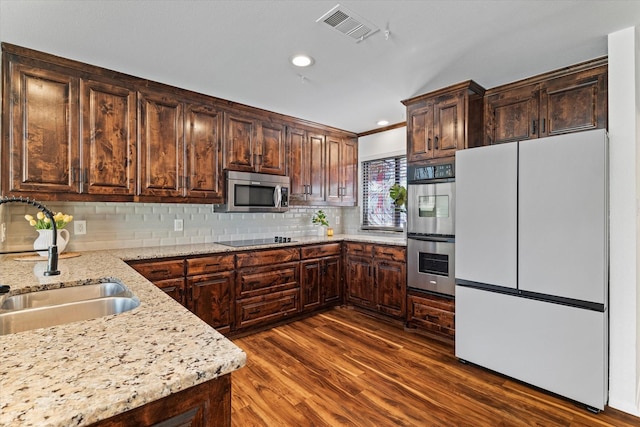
<box><xmin>230</xmin><ymin>308</ymin><xmax>639</xmax><ymax>426</ymax></box>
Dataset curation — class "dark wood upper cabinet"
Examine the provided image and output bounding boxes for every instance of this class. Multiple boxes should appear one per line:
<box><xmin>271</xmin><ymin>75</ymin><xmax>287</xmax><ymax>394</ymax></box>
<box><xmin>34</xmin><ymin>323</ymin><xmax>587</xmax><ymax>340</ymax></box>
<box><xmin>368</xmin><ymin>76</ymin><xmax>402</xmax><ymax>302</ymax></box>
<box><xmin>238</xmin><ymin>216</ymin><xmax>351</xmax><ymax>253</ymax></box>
<box><xmin>287</xmin><ymin>127</ymin><xmax>325</xmax><ymax>204</ymax></box>
<box><xmin>3</xmin><ymin>57</ymin><xmax>80</xmax><ymax>196</ymax></box>
<box><xmin>223</xmin><ymin>112</ymin><xmax>286</xmax><ymax>175</ymax></box>
<box><xmin>138</xmin><ymin>91</ymin><xmax>185</xmax><ymax>198</ymax></box>
<box><xmin>326</xmin><ymin>135</ymin><xmax>357</xmax><ymax>206</ymax></box>
<box><xmin>81</xmin><ymin>78</ymin><xmax>137</xmax><ymax>197</ymax></box>
<box><xmin>403</xmin><ymin>80</ymin><xmax>485</xmax><ymax>163</ymax></box>
<box><xmin>186</xmin><ymin>104</ymin><xmax>224</xmax><ymax>202</ymax></box>
<box><xmin>485</xmin><ymin>58</ymin><xmax>607</xmax><ymax>145</ymax></box>
<box><xmin>258</xmin><ymin>120</ymin><xmax>286</xmax><ymax>175</ymax></box>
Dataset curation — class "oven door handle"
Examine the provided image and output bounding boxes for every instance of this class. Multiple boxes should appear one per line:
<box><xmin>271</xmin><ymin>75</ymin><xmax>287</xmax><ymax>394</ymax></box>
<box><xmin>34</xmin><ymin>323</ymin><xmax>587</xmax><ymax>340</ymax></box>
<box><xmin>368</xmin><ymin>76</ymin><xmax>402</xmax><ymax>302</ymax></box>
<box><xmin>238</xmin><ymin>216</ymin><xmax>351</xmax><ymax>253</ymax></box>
<box><xmin>407</xmin><ymin>234</ymin><xmax>455</xmax><ymax>243</ymax></box>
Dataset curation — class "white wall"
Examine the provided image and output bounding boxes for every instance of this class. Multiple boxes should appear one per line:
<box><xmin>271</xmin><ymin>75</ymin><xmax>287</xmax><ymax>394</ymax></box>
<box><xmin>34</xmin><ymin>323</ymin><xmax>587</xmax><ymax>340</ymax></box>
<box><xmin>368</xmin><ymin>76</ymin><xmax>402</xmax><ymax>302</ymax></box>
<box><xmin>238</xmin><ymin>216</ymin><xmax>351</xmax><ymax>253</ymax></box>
<box><xmin>342</xmin><ymin>126</ymin><xmax>407</xmax><ymax>234</ymax></box>
<box><xmin>608</xmin><ymin>26</ymin><xmax>640</xmax><ymax>416</ymax></box>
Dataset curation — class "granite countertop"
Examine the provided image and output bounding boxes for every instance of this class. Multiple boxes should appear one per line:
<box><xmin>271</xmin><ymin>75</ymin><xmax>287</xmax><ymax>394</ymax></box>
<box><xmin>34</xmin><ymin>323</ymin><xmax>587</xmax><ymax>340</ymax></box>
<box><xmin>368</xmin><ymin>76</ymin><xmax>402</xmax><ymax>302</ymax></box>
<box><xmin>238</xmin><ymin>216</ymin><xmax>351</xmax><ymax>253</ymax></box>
<box><xmin>0</xmin><ymin>233</ymin><xmax>404</xmax><ymax>426</ymax></box>
<box><xmin>115</xmin><ymin>233</ymin><xmax>406</xmax><ymax>261</ymax></box>
<box><xmin>0</xmin><ymin>251</ymin><xmax>246</xmax><ymax>426</ymax></box>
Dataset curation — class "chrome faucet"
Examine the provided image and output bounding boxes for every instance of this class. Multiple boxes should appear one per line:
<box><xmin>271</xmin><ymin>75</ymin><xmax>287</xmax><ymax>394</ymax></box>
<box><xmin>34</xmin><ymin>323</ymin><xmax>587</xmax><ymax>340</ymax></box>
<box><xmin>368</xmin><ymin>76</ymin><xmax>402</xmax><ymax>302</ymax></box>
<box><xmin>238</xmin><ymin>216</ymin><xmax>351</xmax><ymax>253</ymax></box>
<box><xmin>0</xmin><ymin>196</ymin><xmax>60</xmax><ymax>276</ymax></box>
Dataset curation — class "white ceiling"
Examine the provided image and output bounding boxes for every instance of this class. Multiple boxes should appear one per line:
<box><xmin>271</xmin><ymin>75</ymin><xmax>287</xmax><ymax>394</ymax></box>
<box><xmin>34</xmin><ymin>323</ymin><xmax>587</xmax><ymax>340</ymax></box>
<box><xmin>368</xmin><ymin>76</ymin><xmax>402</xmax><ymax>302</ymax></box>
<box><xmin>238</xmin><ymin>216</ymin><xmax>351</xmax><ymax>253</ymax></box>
<box><xmin>1</xmin><ymin>0</ymin><xmax>639</xmax><ymax>134</ymax></box>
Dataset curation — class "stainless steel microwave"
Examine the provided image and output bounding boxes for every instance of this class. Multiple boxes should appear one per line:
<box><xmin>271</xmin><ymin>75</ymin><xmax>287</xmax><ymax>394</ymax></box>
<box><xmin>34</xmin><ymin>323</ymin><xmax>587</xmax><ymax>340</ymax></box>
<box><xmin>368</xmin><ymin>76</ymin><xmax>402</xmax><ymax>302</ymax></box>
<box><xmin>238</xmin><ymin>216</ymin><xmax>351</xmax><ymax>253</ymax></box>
<box><xmin>214</xmin><ymin>171</ymin><xmax>290</xmax><ymax>213</ymax></box>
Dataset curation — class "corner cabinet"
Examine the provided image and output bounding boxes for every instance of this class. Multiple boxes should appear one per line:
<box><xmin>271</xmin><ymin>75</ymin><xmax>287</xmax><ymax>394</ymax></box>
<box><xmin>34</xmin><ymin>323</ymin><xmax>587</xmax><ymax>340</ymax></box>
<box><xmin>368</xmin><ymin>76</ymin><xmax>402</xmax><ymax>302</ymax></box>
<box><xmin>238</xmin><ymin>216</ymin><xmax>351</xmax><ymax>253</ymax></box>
<box><xmin>326</xmin><ymin>135</ymin><xmax>357</xmax><ymax>206</ymax></box>
<box><xmin>402</xmin><ymin>81</ymin><xmax>485</xmax><ymax>163</ymax></box>
<box><xmin>484</xmin><ymin>58</ymin><xmax>607</xmax><ymax>145</ymax></box>
<box><xmin>345</xmin><ymin>242</ymin><xmax>406</xmax><ymax>319</ymax></box>
<box><xmin>300</xmin><ymin>243</ymin><xmax>342</xmax><ymax>312</ymax></box>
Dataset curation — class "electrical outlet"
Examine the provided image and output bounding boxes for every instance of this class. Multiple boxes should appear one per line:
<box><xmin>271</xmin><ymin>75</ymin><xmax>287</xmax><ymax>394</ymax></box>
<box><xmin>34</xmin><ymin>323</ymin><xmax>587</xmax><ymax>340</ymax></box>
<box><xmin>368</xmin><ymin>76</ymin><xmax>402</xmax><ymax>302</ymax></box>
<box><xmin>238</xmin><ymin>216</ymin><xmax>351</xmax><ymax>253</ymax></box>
<box><xmin>0</xmin><ymin>223</ymin><xmax>5</xmax><ymax>243</ymax></box>
<box><xmin>74</xmin><ymin>220</ymin><xmax>87</xmax><ymax>235</ymax></box>
<box><xmin>335</xmin><ymin>216</ymin><xmax>340</xmax><ymax>225</ymax></box>
<box><xmin>174</xmin><ymin>219</ymin><xmax>184</xmax><ymax>232</ymax></box>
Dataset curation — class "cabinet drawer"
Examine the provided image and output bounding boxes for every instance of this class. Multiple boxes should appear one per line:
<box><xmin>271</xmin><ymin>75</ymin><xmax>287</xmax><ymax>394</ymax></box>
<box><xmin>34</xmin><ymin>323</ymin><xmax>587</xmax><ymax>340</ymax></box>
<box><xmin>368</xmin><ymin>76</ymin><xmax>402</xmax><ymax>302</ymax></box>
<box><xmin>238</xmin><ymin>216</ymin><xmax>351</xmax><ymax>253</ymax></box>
<box><xmin>345</xmin><ymin>242</ymin><xmax>372</xmax><ymax>256</ymax></box>
<box><xmin>186</xmin><ymin>254</ymin><xmax>235</xmax><ymax>276</ymax></box>
<box><xmin>301</xmin><ymin>243</ymin><xmax>342</xmax><ymax>259</ymax></box>
<box><xmin>408</xmin><ymin>293</ymin><xmax>455</xmax><ymax>337</ymax></box>
<box><xmin>236</xmin><ymin>248</ymin><xmax>300</xmax><ymax>268</ymax></box>
<box><xmin>129</xmin><ymin>259</ymin><xmax>184</xmax><ymax>280</ymax></box>
<box><xmin>235</xmin><ymin>289</ymin><xmax>300</xmax><ymax>330</ymax></box>
<box><xmin>236</xmin><ymin>262</ymin><xmax>299</xmax><ymax>299</ymax></box>
<box><xmin>373</xmin><ymin>245</ymin><xmax>406</xmax><ymax>262</ymax></box>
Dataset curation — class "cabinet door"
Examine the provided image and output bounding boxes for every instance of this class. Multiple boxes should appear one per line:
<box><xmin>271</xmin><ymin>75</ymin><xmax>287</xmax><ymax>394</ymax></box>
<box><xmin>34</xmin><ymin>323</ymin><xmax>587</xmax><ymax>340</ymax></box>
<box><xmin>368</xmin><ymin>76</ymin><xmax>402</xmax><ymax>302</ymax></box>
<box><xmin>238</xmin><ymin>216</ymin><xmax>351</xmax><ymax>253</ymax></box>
<box><xmin>326</xmin><ymin>136</ymin><xmax>342</xmax><ymax>204</ymax></box>
<box><xmin>154</xmin><ymin>277</ymin><xmax>186</xmax><ymax>305</ymax></box>
<box><xmin>485</xmin><ymin>84</ymin><xmax>539</xmax><ymax>145</ymax></box>
<box><xmin>188</xmin><ymin>271</ymin><xmax>233</xmax><ymax>332</ymax></box>
<box><xmin>375</xmin><ymin>260</ymin><xmax>406</xmax><ymax>318</ymax></box>
<box><xmin>185</xmin><ymin>104</ymin><xmax>223</xmax><ymax>202</ymax></box>
<box><xmin>287</xmin><ymin>126</ymin><xmax>308</xmax><ymax>202</ymax></box>
<box><xmin>223</xmin><ymin>112</ymin><xmax>256</xmax><ymax>172</ymax></box>
<box><xmin>139</xmin><ymin>92</ymin><xmax>184</xmax><ymax>197</ymax></box>
<box><xmin>345</xmin><ymin>255</ymin><xmax>374</xmax><ymax>308</ymax></box>
<box><xmin>539</xmin><ymin>66</ymin><xmax>607</xmax><ymax>138</ymax></box>
<box><xmin>326</xmin><ymin>136</ymin><xmax>357</xmax><ymax>206</ymax></box>
<box><xmin>307</xmin><ymin>133</ymin><xmax>326</xmax><ymax>203</ymax></box>
<box><xmin>301</xmin><ymin>259</ymin><xmax>322</xmax><ymax>311</ymax></box>
<box><xmin>407</xmin><ymin>103</ymin><xmax>434</xmax><ymax>162</ymax></box>
<box><xmin>257</xmin><ymin>120</ymin><xmax>286</xmax><ymax>175</ymax></box>
<box><xmin>322</xmin><ymin>255</ymin><xmax>342</xmax><ymax>305</ymax></box>
<box><xmin>340</xmin><ymin>137</ymin><xmax>358</xmax><ymax>205</ymax></box>
<box><xmin>81</xmin><ymin>78</ymin><xmax>137</xmax><ymax>197</ymax></box>
<box><xmin>5</xmin><ymin>60</ymin><xmax>79</xmax><ymax>195</ymax></box>
<box><xmin>433</xmin><ymin>93</ymin><xmax>464</xmax><ymax>158</ymax></box>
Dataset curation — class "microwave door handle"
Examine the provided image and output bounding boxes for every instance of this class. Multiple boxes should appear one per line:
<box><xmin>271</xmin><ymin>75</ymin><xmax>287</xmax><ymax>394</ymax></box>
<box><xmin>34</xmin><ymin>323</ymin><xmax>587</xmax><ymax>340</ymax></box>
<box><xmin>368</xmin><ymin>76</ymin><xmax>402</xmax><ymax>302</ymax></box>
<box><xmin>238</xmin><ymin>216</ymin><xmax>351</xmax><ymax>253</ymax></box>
<box><xmin>274</xmin><ymin>185</ymin><xmax>282</xmax><ymax>207</ymax></box>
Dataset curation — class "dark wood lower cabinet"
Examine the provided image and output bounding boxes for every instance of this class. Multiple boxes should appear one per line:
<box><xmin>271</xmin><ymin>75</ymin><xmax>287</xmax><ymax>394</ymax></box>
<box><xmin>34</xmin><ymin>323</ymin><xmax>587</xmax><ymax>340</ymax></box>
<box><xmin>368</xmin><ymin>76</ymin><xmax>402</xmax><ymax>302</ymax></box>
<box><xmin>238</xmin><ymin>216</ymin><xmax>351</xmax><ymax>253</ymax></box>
<box><xmin>300</xmin><ymin>243</ymin><xmax>343</xmax><ymax>312</ymax></box>
<box><xmin>89</xmin><ymin>375</ymin><xmax>231</xmax><ymax>427</ymax></box>
<box><xmin>345</xmin><ymin>243</ymin><xmax>407</xmax><ymax>319</ymax></box>
<box><xmin>406</xmin><ymin>290</ymin><xmax>455</xmax><ymax>341</ymax></box>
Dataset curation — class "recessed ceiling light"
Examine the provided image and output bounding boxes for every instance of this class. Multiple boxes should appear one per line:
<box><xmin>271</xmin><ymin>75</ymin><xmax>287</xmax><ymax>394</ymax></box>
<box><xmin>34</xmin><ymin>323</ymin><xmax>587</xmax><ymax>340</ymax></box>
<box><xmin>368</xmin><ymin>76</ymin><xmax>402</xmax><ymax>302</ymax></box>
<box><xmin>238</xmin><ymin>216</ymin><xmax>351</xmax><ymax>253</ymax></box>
<box><xmin>291</xmin><ymin>54</ymin><xmax>314</xmax><ymax>67</ymax></box>
<box><xmin>377</xmin><ymin>120</ymin><xmax>389</xmax><ymax>126</ymax></box>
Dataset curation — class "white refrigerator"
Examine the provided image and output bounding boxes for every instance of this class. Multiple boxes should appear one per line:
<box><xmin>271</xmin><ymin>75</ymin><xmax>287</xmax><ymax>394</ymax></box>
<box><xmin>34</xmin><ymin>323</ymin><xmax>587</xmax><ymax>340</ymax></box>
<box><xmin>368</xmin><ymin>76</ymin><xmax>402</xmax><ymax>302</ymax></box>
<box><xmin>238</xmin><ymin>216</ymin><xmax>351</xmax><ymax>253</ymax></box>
<box><xmin>455</xmin><ymin>129</ymin><xmax>608</xmax><ymax>411</ymax></box>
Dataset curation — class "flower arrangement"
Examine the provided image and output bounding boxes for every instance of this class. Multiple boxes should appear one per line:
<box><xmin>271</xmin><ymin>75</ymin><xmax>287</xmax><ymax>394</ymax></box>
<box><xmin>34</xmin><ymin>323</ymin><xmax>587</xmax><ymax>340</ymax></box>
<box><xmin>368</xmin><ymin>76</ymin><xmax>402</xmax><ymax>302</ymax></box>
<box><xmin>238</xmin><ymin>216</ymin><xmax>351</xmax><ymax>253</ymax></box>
<box><xmin>311</xmin><ymin>209</ymin><xmax>330</xmax><ymax>227</ymax></box>
<box><xmin>25</xmin><ymin>211</ymin><xmax>73</xmax><ymax>230</ymax></box>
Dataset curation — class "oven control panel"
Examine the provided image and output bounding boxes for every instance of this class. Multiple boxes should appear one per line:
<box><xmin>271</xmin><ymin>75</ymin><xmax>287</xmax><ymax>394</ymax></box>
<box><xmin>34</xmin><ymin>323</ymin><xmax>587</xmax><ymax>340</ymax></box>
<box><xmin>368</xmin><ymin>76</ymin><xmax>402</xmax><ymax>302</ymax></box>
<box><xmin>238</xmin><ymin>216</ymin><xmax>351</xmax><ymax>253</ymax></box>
<box><xmin>408</xmin><ymin>163</ymin><xmax>455</xmax><ymax>182</ymax></box>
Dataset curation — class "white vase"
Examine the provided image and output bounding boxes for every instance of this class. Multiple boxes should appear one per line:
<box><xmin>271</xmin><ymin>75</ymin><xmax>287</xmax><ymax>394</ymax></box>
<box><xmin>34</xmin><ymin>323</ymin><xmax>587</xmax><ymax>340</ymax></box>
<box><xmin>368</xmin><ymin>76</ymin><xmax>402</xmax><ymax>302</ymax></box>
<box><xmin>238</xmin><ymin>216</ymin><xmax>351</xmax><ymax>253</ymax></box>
<box><xmin>34</xmin><ymin>229</ymin><xmax>69</xmax><ymax>257</ymax></box>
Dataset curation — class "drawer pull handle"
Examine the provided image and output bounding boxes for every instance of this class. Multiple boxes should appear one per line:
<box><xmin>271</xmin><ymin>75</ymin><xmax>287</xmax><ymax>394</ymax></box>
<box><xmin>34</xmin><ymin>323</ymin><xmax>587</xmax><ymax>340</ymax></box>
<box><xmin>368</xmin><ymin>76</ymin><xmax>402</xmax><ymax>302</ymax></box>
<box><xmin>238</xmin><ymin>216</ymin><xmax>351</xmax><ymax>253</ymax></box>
<box><xmin>150</xmin><ymin>269</ymin><xmax>170</xmax><ymax>275</ymax></box>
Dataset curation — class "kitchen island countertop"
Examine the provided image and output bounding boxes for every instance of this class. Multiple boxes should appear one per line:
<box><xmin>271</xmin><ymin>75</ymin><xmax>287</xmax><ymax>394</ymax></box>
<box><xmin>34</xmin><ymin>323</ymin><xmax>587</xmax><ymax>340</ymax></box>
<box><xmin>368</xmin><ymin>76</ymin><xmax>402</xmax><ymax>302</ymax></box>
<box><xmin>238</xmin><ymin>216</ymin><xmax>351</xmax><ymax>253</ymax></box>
<box><xmin>0</xmin><ymin>251</ymin><xmax>246</xmax><ymax>426</ymax></box>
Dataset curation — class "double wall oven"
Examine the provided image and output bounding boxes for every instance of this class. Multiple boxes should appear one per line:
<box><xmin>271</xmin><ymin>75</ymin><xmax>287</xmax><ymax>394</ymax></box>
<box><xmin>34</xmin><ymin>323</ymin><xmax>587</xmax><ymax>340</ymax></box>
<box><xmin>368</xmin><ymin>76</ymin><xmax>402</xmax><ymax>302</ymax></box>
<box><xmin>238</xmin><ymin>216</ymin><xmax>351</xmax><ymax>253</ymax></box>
<box><xmin>407</xmin><ymin>162</ymin><xmax>456</xmax><ymax>296</ymax></box>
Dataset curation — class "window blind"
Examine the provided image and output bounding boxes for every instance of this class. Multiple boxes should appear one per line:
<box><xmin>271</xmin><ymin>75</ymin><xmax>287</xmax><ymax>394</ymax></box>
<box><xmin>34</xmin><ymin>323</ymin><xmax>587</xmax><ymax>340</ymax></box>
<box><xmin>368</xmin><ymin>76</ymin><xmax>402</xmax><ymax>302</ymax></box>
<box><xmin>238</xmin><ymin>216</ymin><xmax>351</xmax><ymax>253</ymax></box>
<box><xmin>362</xmin><ymin>155</ymin><xmax>407</xmax><ymax>231</ymax></box>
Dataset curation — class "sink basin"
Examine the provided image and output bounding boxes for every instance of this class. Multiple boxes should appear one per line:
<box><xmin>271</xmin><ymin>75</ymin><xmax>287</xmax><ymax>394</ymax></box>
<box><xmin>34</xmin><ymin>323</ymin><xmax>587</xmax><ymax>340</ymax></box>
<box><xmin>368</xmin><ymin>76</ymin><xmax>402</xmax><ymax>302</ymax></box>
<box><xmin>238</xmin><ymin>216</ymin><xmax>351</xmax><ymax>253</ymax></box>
<box><xmin>0</xmin><ymin>296</ymin><xmax>140</xmax><ymax>335</ymax></box>
<box><xmin>1</xmin><ymin>282</ymin><xmax>128</xmax><ymax>310</ymax></box>
<box><xmin>0</xmin><ymin>282</ymin><xmax>140</xmax><ymax>335</ymax></box>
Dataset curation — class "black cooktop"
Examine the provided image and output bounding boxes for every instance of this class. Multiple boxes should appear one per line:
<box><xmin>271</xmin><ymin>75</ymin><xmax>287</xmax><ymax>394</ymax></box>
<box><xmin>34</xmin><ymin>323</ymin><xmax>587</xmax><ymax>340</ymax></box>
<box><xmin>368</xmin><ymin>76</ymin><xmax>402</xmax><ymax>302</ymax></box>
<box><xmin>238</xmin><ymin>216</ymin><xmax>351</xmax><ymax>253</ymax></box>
<box><xmin>217</xmin><ymin>237</ymin><xmax>296</xmax><ymax>247</ymax></box>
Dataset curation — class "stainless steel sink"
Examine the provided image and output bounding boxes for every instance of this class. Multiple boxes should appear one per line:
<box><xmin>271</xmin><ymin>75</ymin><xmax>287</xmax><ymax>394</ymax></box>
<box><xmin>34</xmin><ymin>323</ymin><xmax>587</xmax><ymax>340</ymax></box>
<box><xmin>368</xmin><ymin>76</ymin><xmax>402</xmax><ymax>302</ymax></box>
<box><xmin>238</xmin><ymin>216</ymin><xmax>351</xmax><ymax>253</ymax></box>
<box><xmin>0</xmin><ymin>282</ymin><xmax>140</xmax><ymax>335</ymax></box>
<box><xmin>1</xmin><ymin>282</ymin><xmax>128</xmax><ymax>310</ymax></box>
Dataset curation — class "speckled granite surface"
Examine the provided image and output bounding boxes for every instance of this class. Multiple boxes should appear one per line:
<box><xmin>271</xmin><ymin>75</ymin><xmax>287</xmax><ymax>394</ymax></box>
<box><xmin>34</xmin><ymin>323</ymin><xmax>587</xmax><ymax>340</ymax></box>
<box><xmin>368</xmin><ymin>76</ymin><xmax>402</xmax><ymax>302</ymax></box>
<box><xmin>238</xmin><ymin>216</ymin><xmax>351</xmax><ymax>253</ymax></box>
<box><xmin>113</xmin><ymin>233</ymin><xmax>406</xmax><ymax>261</ymax></box>
<box><xmin>0</xmin><ymin>233</ymin><xmax>404</xmax><ymax>426</ymax></box>
<box><xmin>0</xmin><ymin>251</ymin><xmax>246</xmax><ymax>426</ymax></box>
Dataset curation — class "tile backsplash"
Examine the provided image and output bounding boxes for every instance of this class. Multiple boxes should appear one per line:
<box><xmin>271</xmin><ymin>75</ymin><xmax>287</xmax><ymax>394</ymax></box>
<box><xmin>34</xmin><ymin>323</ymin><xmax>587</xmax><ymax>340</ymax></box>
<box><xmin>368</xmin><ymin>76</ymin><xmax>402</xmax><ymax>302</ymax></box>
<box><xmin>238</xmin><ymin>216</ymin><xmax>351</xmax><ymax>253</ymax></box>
<box><xmin>2</xmin><ymin>202</ymin><xmax>347</xmax><ymax>252</ymax></box>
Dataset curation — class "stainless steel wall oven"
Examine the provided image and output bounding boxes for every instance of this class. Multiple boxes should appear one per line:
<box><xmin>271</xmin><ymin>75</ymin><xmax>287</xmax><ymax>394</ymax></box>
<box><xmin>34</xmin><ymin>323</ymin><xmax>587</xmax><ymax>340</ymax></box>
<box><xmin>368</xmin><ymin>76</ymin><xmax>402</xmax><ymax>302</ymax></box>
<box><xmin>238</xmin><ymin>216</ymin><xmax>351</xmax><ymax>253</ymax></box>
<box><xmin>406</xmin><ymin>162</ymin><xmax>456</xmax><ymax>296</ymax></box>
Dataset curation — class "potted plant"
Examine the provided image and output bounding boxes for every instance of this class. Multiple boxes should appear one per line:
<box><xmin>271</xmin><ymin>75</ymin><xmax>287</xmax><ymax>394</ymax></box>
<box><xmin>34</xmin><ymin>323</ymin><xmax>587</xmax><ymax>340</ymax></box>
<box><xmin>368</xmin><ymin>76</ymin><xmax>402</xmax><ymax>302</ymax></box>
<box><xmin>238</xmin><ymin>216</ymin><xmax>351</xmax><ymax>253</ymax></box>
<box><xmin>389</xmin><ymin>184</ymin><xmax>407</xmax><ymax>212</ymax></box>
<box><xmin>312</xmin><ymin>209</ymin><xmax>333</xmax><ymax>236</ymax></box>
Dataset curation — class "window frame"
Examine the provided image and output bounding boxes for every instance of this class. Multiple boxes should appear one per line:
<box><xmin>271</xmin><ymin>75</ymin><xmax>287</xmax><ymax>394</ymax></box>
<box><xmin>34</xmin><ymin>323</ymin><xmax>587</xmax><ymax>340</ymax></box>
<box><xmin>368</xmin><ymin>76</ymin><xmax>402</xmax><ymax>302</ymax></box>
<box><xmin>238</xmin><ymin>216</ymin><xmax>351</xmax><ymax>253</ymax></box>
<box><xmin>361</xmin><ymin>155</ymin><xmax>407</xmax><ymax>232</ymax></box>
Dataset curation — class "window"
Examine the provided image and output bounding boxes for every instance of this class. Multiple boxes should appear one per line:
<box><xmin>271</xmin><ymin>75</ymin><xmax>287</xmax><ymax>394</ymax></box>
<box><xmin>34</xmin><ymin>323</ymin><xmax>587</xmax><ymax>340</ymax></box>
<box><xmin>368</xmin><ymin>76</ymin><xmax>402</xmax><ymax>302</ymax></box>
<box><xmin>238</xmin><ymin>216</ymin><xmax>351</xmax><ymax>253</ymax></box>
<box><xmin>362</xmin><ymin>155</ymin><xmax>407</xmax><ymax>231</ymax></box>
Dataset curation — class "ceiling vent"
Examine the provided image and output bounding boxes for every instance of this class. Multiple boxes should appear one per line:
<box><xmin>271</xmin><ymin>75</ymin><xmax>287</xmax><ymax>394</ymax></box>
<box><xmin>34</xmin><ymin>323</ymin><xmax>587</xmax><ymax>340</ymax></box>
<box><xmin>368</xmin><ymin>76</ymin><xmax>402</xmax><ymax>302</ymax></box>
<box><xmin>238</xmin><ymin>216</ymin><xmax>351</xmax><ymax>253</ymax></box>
<box><xmin>316</xmin><ymin>4</ymin><xmax>380</xmax><ymax>42</ymax></box>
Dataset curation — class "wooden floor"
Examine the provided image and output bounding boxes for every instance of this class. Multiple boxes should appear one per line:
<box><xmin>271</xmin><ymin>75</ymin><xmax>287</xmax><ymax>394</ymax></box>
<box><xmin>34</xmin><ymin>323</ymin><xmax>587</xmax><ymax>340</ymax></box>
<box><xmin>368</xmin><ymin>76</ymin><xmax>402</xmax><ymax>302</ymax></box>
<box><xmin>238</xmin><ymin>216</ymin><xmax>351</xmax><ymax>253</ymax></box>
<box><xmin>230</xmin><ymin>308</ymin><xmax>639</xmax><ymax>427</ymax></box>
